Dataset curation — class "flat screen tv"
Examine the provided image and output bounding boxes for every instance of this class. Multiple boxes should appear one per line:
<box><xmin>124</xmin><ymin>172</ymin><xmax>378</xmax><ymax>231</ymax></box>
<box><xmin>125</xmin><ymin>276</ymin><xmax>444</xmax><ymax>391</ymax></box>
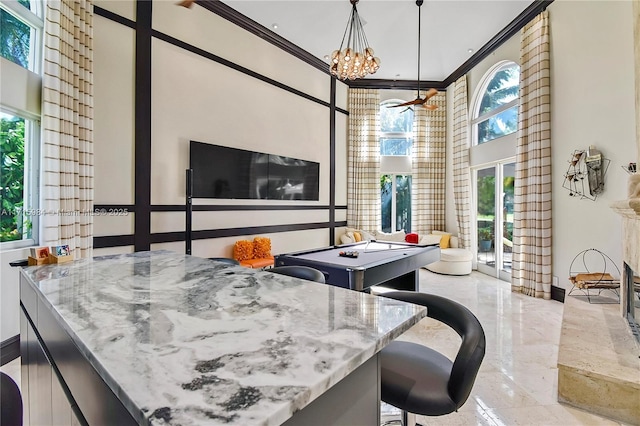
<box><xmin>189</xmin><ymin>141</ymin><xmax>319</xmax><ymax>200</ymax></box>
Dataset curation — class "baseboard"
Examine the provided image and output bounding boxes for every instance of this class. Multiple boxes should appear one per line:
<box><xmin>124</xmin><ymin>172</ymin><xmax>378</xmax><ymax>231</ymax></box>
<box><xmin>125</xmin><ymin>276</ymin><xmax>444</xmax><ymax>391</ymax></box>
<box><xmin>551</xmin><ymin>285</ymin><xmax>566</xmax><ymax>303</ymax></box>
<box><xmin>1</xmin><ymin>335</ymin><xmax>20</xmax><ymax>366</ymax></box>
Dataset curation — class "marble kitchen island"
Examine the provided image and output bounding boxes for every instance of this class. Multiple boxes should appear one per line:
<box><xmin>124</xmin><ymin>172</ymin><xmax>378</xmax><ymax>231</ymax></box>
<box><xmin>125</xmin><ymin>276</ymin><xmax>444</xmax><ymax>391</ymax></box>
<box><xmin>19</xmin><ymin>251</ymin><xmax>427</xmax><ymax>425</ymax></box>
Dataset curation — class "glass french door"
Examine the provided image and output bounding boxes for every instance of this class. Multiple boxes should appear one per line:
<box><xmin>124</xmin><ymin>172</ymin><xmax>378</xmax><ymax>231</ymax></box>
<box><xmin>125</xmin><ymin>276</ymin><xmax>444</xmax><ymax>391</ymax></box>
<box><xmin>381</xmin><ymin>174</ymin><xmax>412</xmax><ymax>233</ymax></box>
<box><xmin>475</xmin><ymin>161</ymin><xmax>515</xmax><ymax>281</ymax></box>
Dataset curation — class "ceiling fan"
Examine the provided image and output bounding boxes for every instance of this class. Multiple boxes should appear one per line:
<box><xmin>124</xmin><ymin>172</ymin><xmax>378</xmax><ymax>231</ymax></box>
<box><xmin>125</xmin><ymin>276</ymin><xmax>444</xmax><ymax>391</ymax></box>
<box><xmin>388</xmin><ymin>0</ymin><xmax>439</xmax><ymax>111</ymax></box>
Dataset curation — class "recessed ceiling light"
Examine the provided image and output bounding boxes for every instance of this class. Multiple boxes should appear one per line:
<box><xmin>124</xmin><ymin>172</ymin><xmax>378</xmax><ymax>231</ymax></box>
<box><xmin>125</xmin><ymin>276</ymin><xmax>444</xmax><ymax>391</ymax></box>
<box><xmin>272</xmin><ymin>23</ymin><xmax>279</xmax><ymax>30</ymax></box>
<box><xmin>324</xmin><ymin>54</ymin><xmax>330</xmax><ymax>61</ymax></box>
<box><xmin>467</xmin><ymin>48</ymin><xmax>474</xmax><ymax>53</ymax></box>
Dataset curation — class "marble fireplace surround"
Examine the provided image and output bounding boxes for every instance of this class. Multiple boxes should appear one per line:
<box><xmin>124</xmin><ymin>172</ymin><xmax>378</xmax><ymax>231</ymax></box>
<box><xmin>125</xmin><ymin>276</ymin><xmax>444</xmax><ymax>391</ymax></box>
<box><xmin>556</xmin><ymin>175</ymin><xmax>640</xmax><ymax>425</ymax></box>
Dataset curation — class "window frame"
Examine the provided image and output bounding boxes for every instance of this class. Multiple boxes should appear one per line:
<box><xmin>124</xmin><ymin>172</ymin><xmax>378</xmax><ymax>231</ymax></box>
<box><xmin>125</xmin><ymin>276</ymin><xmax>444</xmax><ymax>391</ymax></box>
<box><xmin>470</xmin><ymin>61</ymin><xmax>520</xmax><ymax>146</ymax></box>
<box><xmin>469</xmin><ymin>59</ymin><xmax>520</xmax><ymax>281</ymax></box>
<box><xmin>1</xmin><ymin>107</ymin><xmax>41</xmax><ymax>249</ymax></box>
<box><xmin>0</xmin><ymin>0</ymin><xmax>44</xmax><ymax>73</ymax></box>
<box><xmin>379</xmin><ymin>99</ymin><xmax>414</xmax><ymax>156</ymax></box>
<box><xmin>0</xmin><ymin>0</ymin><xmax>43</xmax><ymax>249</ymax></box>
<box><xmin>379</xmin><ymin>99</ymin><xmax>414</xmax><ymax>233</ymax></box>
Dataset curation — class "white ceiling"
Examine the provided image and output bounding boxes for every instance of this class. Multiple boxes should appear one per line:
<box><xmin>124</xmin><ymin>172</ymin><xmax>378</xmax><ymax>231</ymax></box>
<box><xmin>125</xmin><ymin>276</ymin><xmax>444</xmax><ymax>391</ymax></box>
<box><xmin>223</xmin><ymin>0</ymin><xmax>534</xmax><ymax>81</ymax></box>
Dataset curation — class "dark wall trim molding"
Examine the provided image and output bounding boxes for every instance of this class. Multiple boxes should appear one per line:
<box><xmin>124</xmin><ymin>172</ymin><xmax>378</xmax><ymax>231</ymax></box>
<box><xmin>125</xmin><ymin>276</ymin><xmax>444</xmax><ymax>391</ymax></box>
<box><xmin>442</xmin><ymin>0</ymin><xmax>553</xmax><ymax>87</ymax></box>
<box><xmin>94</xmin><ymin>235</ymin><xmax>135</xmax><ymax>249</ymax></box>
<box><xmin>94</xmin><ymin>5</ymin><xmax>136</xmax><ymax>29</ymax></box>
<box><xmin>329</xmin><ymin>77</ymin><xmax>337</xmax><ymax>245</ymax></box>
<box><xmin>92</xmin><ymin>6</ymin><xmax>348</xmax><ymax>118</ymax></box>
<box><xmin>195</xmin><ymin>0</ymin><xmax>553</xmax><ymax>91</ymax></box>
<box><xmin>348</xmin><ymin>79</ymin><xmax>447</xmax><ymax>91</ymax></box>
<box><xmin>148</xmin><ymin>205</ymin><xmax>347</xmax><ymax>212</ymax></box>
<box><xmin>151</xmin><ymin>30</ymin><xmax>346</xmax><ymax>114</ymax></box>
<box><xmin>551</xmin><ymin>285</ymin><xmax>565</xmax><ymax>303</ymax></box>
<box><xmin>134</xmin><ymin>0</ymin><xmax>153</xmax><ymax>252</ymax></box>
<box><xmin>0</xmin><ymin>334</ymin><xmax>19</xmax><ymax>366</ymax></box>
<box><xmin>151</xmin><ymin>221</ymin><xmax>348</xmax><ymax>244</ymax></box>
<box><xmin>198</xmin><ymin>0</ymin><xmax>328</xmax><ymax>74</ymax></box>
<box><xmin>94</xmin><ymin>221</ymin><xmax>348</xmax><ymax>249</ymax></box>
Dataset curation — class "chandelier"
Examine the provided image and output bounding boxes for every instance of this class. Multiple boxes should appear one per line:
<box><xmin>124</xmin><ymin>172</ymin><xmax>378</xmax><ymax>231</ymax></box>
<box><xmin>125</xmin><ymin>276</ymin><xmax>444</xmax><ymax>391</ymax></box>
<box><xmin>330</xmin><ymin>0</ymin><xmax>380</xmax><ymax>80</ymax></box>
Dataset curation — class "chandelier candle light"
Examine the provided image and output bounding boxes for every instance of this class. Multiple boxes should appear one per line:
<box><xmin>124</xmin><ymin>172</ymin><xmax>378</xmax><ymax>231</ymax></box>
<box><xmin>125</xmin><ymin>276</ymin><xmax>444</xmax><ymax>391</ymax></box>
<box><xmin>330</xmin><ymin>0</ymin><xmax>380</xmax><ymax>80</ymax></box>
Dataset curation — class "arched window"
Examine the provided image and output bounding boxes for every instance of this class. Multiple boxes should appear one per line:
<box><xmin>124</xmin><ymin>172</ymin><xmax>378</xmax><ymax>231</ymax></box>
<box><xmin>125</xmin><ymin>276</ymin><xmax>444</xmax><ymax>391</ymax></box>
<box><xmin>471</xmin><ymin>62</ymin><xmax>520</xmax><ymax>145</ymax></box>
<box><xmin>379</xmin><ymin>100</ymin><xmax>413</xmax><ymax>232</ymax></box>
<box><xmin>469</xmin><ymin>61</ymin><xmax>520</xmax><ymax>281</ymax></box>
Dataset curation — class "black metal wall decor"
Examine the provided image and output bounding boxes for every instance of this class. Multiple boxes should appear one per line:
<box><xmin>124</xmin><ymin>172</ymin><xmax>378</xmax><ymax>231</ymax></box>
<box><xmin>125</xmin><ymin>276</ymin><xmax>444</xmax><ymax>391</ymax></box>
<box><xmin>562</xmin><ymin>146</ymin><xmax>610</xmax><ymax>201</ymax></box>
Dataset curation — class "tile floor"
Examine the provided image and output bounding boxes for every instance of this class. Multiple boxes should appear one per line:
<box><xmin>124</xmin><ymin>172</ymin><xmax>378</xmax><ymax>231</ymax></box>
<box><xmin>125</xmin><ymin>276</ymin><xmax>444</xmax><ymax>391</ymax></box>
<box><xmin>0</xmin><ymin>270</ymin><xmax>626</xmax><ymax>425</ymax></box>
<box><xmin>389</xmin><ymin>269</ymin><xmax>625</xmax><ymax>426</ymax></box>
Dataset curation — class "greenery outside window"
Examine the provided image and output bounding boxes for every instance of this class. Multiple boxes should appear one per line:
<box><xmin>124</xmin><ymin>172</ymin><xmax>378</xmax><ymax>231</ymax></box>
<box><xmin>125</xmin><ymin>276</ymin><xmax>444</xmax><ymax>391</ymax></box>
<box><xmin>471</xmin><ymin>62</ymin><xmax>520</xmax><ymax>144</ymax></box>
<box><xmin>0</xmin><ymin>0</ymin><xmax>42</xmax><ymax>72</ymax></box>
<box><xmin>1</xmin><ymin>111</ymin><xmax>39</xmax><ymax>244</ymax></box>
<box><xmin>1</xmin><ymin>0</ymin><xmax>43</xmax><ymax>247</ymax></box>
<box><xmin>470</xmin><ymin>60</ymin><xmax>519</xmax><ymax>281</ymax></box>
<box><xmin>380</xmin><ymin>100</ymin><xmax>413</xmax><ymax>232</ymax></box>
<box><xmin>381</xmin><ymin>174</ymin><xmax>411</xmax><ymax>233</ymax></box>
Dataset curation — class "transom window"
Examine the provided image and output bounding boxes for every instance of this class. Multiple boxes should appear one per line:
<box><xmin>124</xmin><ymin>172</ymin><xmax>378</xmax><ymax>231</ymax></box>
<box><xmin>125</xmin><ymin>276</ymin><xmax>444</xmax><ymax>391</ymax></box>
<box><xmin>471</xmin><ymin>62</ymin><xmax>520</xmax><ymax>145</ymax></box>
<box><xmin>380</xmin><ymin>100</ymin><xmax>413</xmax><ymax>156</ymax></box>
<box><xmin>0</xmin><ymin>0</ymin><xmax>43</xmax><ymax>72</ymax></box>
<box><xmin>380</xmin><ymin>100</ymin><xmax>413</xmax><ymax>232</ymax></box>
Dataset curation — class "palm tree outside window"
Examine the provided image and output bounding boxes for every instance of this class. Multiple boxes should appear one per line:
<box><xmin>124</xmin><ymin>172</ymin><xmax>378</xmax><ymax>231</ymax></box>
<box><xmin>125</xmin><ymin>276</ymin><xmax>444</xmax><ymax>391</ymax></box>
<box><xmin>472</xmin><ymin>63</ymin><xmax>520</xmax><ymax>144</ymax></box>
<box><xmin>470</xmin><ymin>61</ymin><xmax>520</xmax><ymax>281</ymax></box>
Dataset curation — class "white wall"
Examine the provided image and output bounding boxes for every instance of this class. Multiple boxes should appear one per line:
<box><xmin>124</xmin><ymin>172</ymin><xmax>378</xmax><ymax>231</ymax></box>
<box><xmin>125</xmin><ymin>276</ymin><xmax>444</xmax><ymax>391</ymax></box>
<box><xmin>0</xmin><ymin>59</ymin><xmax>42</xmax><ymax>342</ymax></box>
<box><xmin>0</xmin><ymin>248</ymin><xmax>30</xmax><ymax>341</ymax></box>
<box><xmin>462</xmin><ymin>0</ymin><xmax>636</xmax><ymax>288</ymax></box>
<box><xmin>549</xmin><ymin>0</ymin><xmax>635</xmax><ymax>288</ymax></box>
<box><xmin>92</xmin><ymin>0</ymin><xmax>343</xmax><ymax>260</ymax></box>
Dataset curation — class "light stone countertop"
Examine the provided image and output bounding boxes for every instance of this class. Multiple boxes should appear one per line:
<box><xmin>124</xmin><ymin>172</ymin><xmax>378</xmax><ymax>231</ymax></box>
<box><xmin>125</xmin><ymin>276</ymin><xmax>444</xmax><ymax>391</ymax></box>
<box><xmin>21</xmin><ymin>250</ymin><xmax>427</xmax><ymax>425</ymax></box>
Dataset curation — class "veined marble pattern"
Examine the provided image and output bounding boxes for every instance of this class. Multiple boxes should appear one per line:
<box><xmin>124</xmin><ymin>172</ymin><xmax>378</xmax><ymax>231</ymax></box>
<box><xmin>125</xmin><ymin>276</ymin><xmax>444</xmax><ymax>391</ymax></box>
<box><xmin>21</xmin><ymin>251</ymin><xmax>426</xmax><ymax>425</ymax></box>
<box><xmin>391</xmin><ymin>270</ymin><xmax>627</xmax><ymax>426</ymax></box>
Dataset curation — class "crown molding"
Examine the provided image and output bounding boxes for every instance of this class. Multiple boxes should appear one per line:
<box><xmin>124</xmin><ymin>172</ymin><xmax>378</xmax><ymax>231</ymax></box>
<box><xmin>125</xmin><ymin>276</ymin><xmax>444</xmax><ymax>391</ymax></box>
<box><xmin>442</xmin><ymin>0</ymin><xmax>553</xmax><ymax>87</ymax></box>
<box><xmin>347</xmin><ymin>79</ymin><xmax>447</xmax><ymax>91</ymax></box>
<box><xmin>198</xmin><ymin>0</ymin><xmax>554</xmax><ymax>90</ymax></box>
<box><xmin>198</xmin><ymin>0</ymin><xmax>328</xmax><ymax>74</ymax></box>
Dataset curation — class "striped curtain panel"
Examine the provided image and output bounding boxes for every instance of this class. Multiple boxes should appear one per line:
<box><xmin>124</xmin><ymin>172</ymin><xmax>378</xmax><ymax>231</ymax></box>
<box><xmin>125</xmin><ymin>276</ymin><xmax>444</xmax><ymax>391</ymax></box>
<box><xmin>347</xmin><ymin>89</ymin><xmax>381</xmax><ymax>231</ymax></box>
<box><xmin>512</xmin><ymin>10</ymin><xmax>551</xmax><ymax>299</ymax></box>
<box><xmin>452</xmin><ymin>76</ymin><xmax>472</xmax><ymax>249</ymax></box>
<box><xmin>41</xmin><ymin>0</ymin><xmax>94</xmax><ymax>259</ymax></box>
<box><xmin>411</xmin><ymin>91</ymin><xmax>446</xmax><ymax>235</ymax></box>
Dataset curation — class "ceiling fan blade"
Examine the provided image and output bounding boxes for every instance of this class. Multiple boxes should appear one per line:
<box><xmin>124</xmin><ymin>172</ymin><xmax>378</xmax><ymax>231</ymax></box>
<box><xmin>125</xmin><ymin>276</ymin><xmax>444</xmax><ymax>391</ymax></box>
<box><xmin>177</xmin><ymin>0</ymin><xmax>195</xmax><ymax>8</ymax></box>
<box><xmin>424</xmin><ymin>88</ymin><xmax>438</xmax><ymax>100</ymax></box>
<box><xmin>388</xmin><ymin>98</ymin><xmax>424</xmax><ymax>108</ymax></box>
<box><xmin>422</xmin><ymin>104</ymin><xmax>438</xmax><ymax>110</ymax></box>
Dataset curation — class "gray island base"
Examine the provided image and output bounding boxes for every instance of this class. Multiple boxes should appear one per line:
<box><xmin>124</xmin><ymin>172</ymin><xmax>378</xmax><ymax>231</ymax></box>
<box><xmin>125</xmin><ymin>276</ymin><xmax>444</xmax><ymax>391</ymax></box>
<box><xmin>19</xmin><ymin>251</ymin><xmax>427</xmax><ymax>425</ymax></box>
